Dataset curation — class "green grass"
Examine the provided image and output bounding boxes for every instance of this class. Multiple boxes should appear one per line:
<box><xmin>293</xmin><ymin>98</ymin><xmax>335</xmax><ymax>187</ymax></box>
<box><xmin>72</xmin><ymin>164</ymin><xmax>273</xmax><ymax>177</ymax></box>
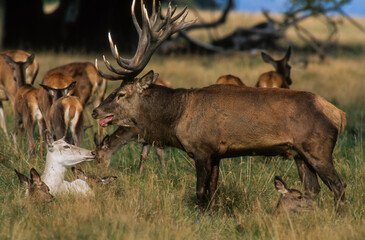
<box><xmin>1</xmin><ymin>11</ymin><xmax>365</xmax><ymax>240</ymax></box>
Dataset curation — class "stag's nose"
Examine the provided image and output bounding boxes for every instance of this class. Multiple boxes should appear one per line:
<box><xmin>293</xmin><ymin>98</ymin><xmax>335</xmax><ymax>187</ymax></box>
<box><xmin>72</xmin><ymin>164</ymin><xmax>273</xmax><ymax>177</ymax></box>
<box><xmin>91</xmin><ymin>110</ymin><xmax>98</xmax><ymax>119</ymax></box>
<box><xmin>91</xmin><ymin>151</ymin><xmax>96</xmax><ymax>156</ymax></box>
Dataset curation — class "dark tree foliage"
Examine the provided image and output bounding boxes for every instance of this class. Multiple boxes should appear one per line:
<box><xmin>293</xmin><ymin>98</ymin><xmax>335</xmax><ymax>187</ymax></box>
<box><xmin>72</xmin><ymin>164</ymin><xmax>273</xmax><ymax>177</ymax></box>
<box><xmin>2</xmin><ymin>0</ymin><xmax>152</xmax><ymax>52</ymax></box>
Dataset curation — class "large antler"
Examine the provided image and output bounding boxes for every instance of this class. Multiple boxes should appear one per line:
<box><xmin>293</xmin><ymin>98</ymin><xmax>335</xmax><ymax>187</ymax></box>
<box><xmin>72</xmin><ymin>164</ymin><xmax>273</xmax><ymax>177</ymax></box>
<box><xmin>96</xmin><ymin>0</ymin><xmax>197</xmax><ymax>81</ymax></box>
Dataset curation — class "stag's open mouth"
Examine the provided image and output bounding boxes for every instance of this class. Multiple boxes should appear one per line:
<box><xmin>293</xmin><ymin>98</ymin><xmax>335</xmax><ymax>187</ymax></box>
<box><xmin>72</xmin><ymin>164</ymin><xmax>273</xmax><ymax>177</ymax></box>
<box><xmin>99</xmin><ymin>116</ymin><xmax>114</xmax><ymax>127</ymax></box>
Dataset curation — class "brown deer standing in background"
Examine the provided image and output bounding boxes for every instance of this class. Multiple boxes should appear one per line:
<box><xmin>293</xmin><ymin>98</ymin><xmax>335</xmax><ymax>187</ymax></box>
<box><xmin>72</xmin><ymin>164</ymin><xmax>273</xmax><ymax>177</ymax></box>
<box><xmin>274</xmin><ymin>176</ymin><xmax>314</xmax><ymax>214</ymax></box>
<box><xmin>49</xmin><ymin>95</ymin><xmax>85</xmax><ymax>146</ymax></box>
<box><xmin>39</xmin><ymin>62</ymin><xmax>106</xmax><ymax>141</ymax></box>
<box><xmin>92</xmin><ymin>0</ymin><xmax>346</xmax><ymax>212</ymax></box>
<box><xmin>3</xmin><ymin>54</ymin><xmax>46</xmax><ymax>156</ymax></box>
<box><xmin>14</xmin><ymin>168</ymin><xmax>54</xmax><ymax>203</ymax></box>
<box><xmin>256</xmin><ymin>46</ymin><xmax>292</xmax><ymax>88</ymax></box>
<box><xmin>0</xmin><ymin>50</ymin><xmax>39</xmax><ymax>134</ymax></box>
<box><xmin>216</xmin><ymin>74</ymin><xmax>246</xmax><ymax>86</ymax></box>
<box><xmin>38</xmin><ymin>72</ymin><xmax>76</xmax><ymax>132</ymax></box>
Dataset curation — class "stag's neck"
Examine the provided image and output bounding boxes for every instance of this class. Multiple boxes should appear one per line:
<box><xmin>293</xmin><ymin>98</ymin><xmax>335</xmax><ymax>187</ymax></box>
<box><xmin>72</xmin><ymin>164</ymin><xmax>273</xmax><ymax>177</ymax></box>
<box><xmin>41</xmin><ymin>154</ymin><xmax>68</xmax><ymax>194</ymax></box>
<box><xmin>136</xmin><ymin>86</ymin><xmax>188</xmax><ymax>148</ymax></box>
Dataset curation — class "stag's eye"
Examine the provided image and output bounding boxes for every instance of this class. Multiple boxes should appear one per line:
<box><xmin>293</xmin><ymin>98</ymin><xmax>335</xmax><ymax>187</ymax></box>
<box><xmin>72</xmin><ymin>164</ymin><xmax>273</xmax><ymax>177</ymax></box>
<box><xmin>117</xmin><ymin>93</ymin><xmax>125</xmax><ymax>99</ymax></box>
<box><xmin>63</xmin><ymin>145</ymin><xmax>70</xmax><ymax>149</ymax></box>
<box><xmin>297</xmin><ymin>196</ymin><xmax>303</xmax><ymax>200</ymax></box>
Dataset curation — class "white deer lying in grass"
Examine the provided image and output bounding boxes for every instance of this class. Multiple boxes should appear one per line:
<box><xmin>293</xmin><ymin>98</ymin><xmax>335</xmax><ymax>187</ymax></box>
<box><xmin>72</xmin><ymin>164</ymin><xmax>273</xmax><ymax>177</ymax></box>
<box><xmin>41</xmin><ymin>132</ymin><xmax>96</xmax><ymax>196</ymax></box>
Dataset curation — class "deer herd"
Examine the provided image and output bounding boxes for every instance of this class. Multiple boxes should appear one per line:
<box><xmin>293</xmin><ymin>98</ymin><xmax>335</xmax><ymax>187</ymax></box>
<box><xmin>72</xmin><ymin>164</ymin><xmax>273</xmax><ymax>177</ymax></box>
<box><xmin>2</xmin><ymin>0</ymin><xmax>347</xmax><ymax>215</ymax></box>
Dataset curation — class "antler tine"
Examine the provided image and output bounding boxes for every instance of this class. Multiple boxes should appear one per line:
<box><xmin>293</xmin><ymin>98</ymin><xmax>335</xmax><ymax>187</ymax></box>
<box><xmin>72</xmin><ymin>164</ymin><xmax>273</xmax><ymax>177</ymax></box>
<box><xmin>95</xmin><ymin>58</ymin><xmax>126</xmax><ymax>80</ymax></box>
<box><xmin>98</xmin><ymin>0</ymin><xmax>196</xmax><ymax>81</ymax></box>
<box><xmin>103</xmin><ymin>56</ymin><xmax>133</xmax><ymax>75</ymax></box>
<box><xmin>171</xmin><ymin>6</ymin><xmax>188</xmax><ymax>23</ymax></box>
<box><xmin>108</xmin><ymin>32</ymin><xmax>118</xmax><ymax>59</ymax></box>
<box><xmin>132</xmin><ymin>0</ymin><xmax>142</xmax><ymax>36</ymax></box>
<box><xmin>151</xmin><ymin>0</ymin><xmax>156</xmax><ymax>22</ymax></box>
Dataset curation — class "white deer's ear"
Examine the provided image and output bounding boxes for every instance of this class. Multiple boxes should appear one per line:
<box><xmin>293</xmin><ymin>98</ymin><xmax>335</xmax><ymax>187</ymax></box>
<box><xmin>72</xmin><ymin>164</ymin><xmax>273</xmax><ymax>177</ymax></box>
<box><xmin>136</xmin><ymin>70</ymin><xmax>158</xmax><ymax>93</ymax></box>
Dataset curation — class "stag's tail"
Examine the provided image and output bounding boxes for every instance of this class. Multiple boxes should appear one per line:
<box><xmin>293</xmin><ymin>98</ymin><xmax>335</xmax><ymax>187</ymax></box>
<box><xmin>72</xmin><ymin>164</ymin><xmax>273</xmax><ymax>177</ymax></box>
<box><xmin>314</xmin><ymin>96</ymin><xmax>346</xmax><ymax>136</ymax></box>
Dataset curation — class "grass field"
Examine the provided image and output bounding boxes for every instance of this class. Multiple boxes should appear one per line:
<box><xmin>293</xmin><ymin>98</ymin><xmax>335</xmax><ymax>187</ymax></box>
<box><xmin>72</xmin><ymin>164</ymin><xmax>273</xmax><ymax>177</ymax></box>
<box><xmin>0</xmin><ymin>10</ymin><xmax>364</xmax><ymax>240</ymax></box>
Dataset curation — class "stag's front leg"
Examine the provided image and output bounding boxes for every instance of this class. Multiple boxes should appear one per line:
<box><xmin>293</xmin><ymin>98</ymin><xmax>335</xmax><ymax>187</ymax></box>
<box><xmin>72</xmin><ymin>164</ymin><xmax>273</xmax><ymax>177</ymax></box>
<box><xmin>194</xmin><ymin>155</ymin><xmax>211</xmax><ymax>209</ymax></box>
<box><xmin>207</xmin><ymin>158</ymin><xmax>220</xmax><ymax>209</ymax></box>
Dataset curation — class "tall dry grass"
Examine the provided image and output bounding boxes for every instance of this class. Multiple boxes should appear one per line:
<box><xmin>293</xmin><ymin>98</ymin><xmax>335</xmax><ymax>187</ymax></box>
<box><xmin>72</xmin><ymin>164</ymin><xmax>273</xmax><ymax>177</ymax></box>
<box><xmin>0</xmin><ymin>9</ymin><xmax>364</xmax><ymax>240</ymax></box>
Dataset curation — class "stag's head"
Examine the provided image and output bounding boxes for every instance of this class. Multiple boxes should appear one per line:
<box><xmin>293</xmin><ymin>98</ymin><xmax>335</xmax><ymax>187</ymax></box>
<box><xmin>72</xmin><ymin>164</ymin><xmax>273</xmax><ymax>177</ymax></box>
<box><xmin>91</xmin><ymin>0</ymin><xmax>196</xmax><ymax>125</ymax></box>
<box><xmin>15</xmin><ymin>168</ymin><xmax>54</xmax><ymax>203</ymax></box>
<box><xmin>261</xmin><ymin>46</ymin><xmax>292</xmax><ymax>86</ymax></box>
<box><xmin>274</xmin><ymin>176</ymin><xmax>314</xmax><ymax>214</ymax></box>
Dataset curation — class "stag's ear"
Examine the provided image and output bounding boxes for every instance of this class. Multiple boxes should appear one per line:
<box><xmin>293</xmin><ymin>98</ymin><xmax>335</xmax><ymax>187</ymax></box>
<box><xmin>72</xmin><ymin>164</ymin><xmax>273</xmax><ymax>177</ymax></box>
<box><xmin>136</xmin><ymin>70</ymin><xmax>158</xmax><ymax>93</ymax></box>
<box><xmin>274</xmin><ymin>176</ymin><xmax>289</xmax><ymax>194</ymax></box>
<box><xmin>261</xmin><ymin>52</ymin><xmax>277</xmax><ymax>69</ymax></box>
<box><xmin>15</xmin><ymin>169</ymin><xmax>30</xmax><ymax>187</ymax></box>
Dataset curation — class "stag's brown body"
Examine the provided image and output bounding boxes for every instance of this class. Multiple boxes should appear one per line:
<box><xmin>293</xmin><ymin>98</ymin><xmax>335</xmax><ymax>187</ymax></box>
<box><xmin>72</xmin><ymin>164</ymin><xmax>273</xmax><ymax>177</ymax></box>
<box><xmin>93</xmin><ymin>76</ymin><xmax>346</xmax><ymax>209</ymax></box>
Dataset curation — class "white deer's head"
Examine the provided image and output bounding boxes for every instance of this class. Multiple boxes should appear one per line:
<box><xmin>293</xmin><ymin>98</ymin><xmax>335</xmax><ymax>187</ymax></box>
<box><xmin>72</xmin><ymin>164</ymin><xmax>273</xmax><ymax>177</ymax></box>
<box><xmin>46</xmin><ymin>132</ymin><xmax>95</xmax><ymax>167</ymax></box>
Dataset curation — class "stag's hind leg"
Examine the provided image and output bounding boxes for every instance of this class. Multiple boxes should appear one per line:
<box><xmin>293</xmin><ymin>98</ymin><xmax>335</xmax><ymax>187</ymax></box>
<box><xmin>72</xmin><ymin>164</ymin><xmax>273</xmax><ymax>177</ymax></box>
<box><xmin>299</xmin><ymin>140</ymin><xmax>346</xmax><ymax>211</ymax></box>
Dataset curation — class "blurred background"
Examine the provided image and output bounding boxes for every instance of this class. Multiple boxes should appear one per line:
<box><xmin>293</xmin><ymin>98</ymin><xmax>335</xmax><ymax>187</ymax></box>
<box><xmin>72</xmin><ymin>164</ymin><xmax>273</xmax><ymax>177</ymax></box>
<box><xmin>1</xmin><ymin>0</ymin><xmax>364</xmax><ymax>58</ymax></box>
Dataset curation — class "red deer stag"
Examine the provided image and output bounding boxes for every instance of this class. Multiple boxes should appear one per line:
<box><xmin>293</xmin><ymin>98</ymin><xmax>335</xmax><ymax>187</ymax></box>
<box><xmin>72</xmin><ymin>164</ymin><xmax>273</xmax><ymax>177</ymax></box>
<box><xmin>92</xmin><ymin>0</ymin><xmax>346</xmax><ymax>211</ymax></box>
<box><xmin>256</xmin><ymin>46</ymin><xmax>292</xmax><ymax>88</ymax></box>
<box><xmin>0</xmin><ymin>50</ymin><xmax>39</xmax><ymax>134</ymax></box>
<box><xmin>94</xmin><ymin>79</ymin><xmax>169</xmax><ymax>172</ymax></box>
<box><xmin>3</xmin><ymin>54</ymin><xmax>46</xmax><ymax>156</ymax></box>
<box><xmin>216</xmin><ymin>74</ymin><xmax>246</xmax><ymax>86</ymax></box>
